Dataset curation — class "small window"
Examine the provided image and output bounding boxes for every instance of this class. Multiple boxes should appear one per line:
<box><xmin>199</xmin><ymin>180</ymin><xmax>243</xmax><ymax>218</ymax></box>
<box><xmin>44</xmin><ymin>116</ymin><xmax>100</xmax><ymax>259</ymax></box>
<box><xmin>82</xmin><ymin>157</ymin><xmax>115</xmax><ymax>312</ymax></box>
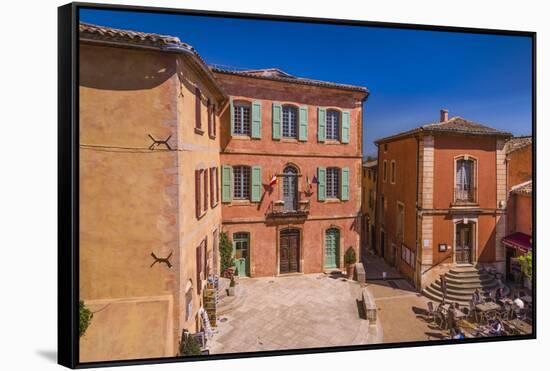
<box><xmin>282</xmin><ymin>105</ymin><xmax>298</xmax><ymax>138</ymax></box>
<box><xmin>397</xmin><ymin>202</ymin><xmax>405</xmax><ymax>241</ymax></box>
<box><xmin>391</xmin><ymin>160</ymin><xmax>396</xmax><ymax>184</ymax></box>
<box><xmin>384</xmin><ymin>143</ymin><xmax>388</xmax><ymax>152</ymax></box>
<box><xmin>326</xmin><ymin>167</ymin><xmax>340</xmax><ymax>199</ymax></box>
<box><xmin>234</xmin><ymin>103</ymin><xmax>251</xmax><ymax>136</ymax></box>
<box><xmin>383</xmin><ymin>160</ymin><xmax>388</xmax><ymax>182</ymax></box>
<box><xmin>233</xmin><ymin>166</ymin><xmax>251</xmax><ymax>200</ymax></box>
<box><xmin>326</xmin><ymin>110</ymin><xmax>340</xmax><ymax>141</ymax></box>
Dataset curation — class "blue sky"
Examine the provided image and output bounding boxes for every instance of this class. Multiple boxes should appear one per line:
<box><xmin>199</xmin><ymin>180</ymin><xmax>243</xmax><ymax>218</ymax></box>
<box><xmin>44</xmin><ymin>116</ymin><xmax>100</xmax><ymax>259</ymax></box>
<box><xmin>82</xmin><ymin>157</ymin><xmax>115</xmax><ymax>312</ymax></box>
<box><xmin>80</xmin><ymin>8</ymin><xmax>533</xmax><ymax>157</ymax></box>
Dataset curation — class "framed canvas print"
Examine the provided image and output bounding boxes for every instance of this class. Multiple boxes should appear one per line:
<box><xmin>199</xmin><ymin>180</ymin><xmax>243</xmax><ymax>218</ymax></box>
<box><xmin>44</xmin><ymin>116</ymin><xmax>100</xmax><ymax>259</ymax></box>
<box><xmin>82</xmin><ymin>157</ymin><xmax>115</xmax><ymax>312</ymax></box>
<box><xmin>58</xmin><ymin>2</ymin><xmax>536</xmax><ymax>368</ymax></box>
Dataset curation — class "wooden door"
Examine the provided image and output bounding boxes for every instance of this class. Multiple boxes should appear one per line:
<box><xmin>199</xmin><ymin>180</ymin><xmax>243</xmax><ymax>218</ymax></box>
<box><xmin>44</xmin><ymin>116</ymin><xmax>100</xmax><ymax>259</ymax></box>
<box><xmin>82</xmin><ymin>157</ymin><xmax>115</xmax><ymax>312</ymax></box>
<box><xmin>280</xmin><ymin>229</ymin><xmax>299</xmax><ymax>273</ymax></box>
<box><xmin>455</xmin><ymin>223</ymin><xmax>473</xmax><ymax>264</ymax></box>
<box><xmin>324</xmin><ymin>228</ymin><xmax>339</xmax><ymax>269</ymax></box>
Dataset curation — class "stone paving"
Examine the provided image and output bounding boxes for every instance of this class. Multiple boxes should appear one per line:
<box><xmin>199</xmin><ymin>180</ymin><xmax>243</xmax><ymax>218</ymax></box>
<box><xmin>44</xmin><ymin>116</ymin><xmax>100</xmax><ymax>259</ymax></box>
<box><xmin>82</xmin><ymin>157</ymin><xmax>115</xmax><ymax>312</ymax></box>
<box><xmin>363</xmin><ymin>253</ymin><xmax>447</xmax><ymax>343</ymax></box>
<box><xmin>209</xmin><ymin>273</ymin><xmax>379</xmax><ymax>354</ymax></box>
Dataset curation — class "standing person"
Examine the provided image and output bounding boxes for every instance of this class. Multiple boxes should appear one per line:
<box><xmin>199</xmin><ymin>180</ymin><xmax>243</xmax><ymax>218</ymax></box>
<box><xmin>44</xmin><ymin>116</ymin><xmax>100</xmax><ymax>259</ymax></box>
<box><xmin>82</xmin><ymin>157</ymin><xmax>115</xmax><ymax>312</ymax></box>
<box><xmin>473</xmin><ymin>288</ymin><xmax>483</xmax><ymax>304</ymax></box>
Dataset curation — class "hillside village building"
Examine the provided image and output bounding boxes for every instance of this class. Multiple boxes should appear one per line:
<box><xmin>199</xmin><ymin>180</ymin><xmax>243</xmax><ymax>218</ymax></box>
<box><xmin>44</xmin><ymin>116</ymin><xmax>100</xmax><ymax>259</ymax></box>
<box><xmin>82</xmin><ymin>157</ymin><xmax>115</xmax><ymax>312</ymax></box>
<box><xmin>374</xmin><ymin>110</ymin><xmax>512</xmax><ymax>289</ymax></box>
<box><xmin>212</xmin><ymin>67</ymin><xmax>369</xmax><ymax>277</ymax></box>
<box><xmin>79</xmin><ymin>23</ymin><xmax>226</xmax><ymax>361</ymax></box>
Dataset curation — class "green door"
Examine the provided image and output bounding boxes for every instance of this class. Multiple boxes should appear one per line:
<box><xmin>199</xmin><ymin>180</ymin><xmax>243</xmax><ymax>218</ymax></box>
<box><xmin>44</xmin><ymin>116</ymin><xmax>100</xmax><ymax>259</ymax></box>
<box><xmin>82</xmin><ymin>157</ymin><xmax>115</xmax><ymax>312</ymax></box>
<box><xmin>233</xmin><ymin>232</ymin><xmax>249</xmax><ymax>277</ymax></box>
<box><xmin>325</xmin><ymin>228</ymin><xmax>340</xmax><ymax>269</ymax></box>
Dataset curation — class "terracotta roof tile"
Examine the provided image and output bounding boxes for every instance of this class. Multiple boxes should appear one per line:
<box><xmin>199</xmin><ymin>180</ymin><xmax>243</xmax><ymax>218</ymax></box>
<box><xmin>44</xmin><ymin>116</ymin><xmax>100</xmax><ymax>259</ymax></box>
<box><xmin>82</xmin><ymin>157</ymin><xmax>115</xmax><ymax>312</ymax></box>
<box><xmin>375</xmin><ymin>115</ymin><xmax>512</xmax><ymax>143</ymax></box>
<box><xmin>211</xmin><ymin>66</ymin><xmax>369</xmax><ymax>94</ymax></box>
<box><xmin>510</xmin><ymin>180</ymin><xmax>532</xmax><ymax>196</ymax></box>
<box><xmin>505</xmin><ymin>136</ymin><xmax>532</xmax><ymax>154</ymax></box>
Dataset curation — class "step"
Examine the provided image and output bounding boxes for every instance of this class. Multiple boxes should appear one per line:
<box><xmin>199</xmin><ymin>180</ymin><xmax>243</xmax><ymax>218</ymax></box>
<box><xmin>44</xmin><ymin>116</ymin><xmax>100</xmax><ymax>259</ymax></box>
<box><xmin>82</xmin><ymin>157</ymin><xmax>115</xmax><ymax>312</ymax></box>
<box><xmin>424</xmin><ymin>285</ymin><xmax>474</xmax><ymax>301</ymax></box>
<box><xmin>443</xmin><ymin>276</ymin><xmax>494</xmax><ymax>286</ymax></box>
<box><xmin>432</xmin><ymin>280</ymin><xmax>499</xmax><ymax>293</ymax></box>
<box><xmin>445</xmin><ymin>271</ymin><xmax>493</xmax><ymax>280</ymax></box>
<box><xmin>449</xmin><ymin>266</ymin><xmax>479</xmax><ymax>274</ymax></box>
<box><xmin>422</xmin><ymin>289</ymin><xmax>470</xmax><ymax>307</ymax></box>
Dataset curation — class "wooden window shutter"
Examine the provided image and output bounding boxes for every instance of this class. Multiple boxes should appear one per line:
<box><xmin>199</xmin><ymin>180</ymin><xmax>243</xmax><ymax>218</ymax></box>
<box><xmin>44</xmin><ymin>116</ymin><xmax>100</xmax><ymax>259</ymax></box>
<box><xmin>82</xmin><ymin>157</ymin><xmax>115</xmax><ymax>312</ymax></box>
<box><xmin>221</xmin><ymin>165</ymin><xmax>233</xmax><ymax>203</ymax></box>
<box><xmin>204</xmin><ymin>169</ymin><xmax>209</xmax><ymax>211</ymax></box>
<box><xmin>341</xmin><ymin>167</ymin><xmax>350</xmax><ymax>200</ymax></box>
<box><xmin>196</xmin><ymin>245</ymin><xmax>202</xmax><ymax>294</ymax></box>
<box><xmin>207</xmin><ymin>99</ymin><xmax>213</xmax><ymax>136</ymax></box>
<box><xmin>195</xmin><ymin>87</ymin><xmax>202</xmax><ymax>129</ymax></box>
<box><xmin>251</xmin><ymin>101</ymin><xmax>262</xmax><ymax>139</ymax></box>
<box><xmin>317</xmin><ymin>167</ymin><xmax>326</xmax><ymax>201</ymax></box>
<box><xmin>230</xmin><ymin>98</ymin><xmax>235</xmax><ymax>136</ymax></box>
<box><xmin>299</xmin><ymin>106</ymin><xmax>308</xmax><ymax>141</ymax></box>
<box><xmin>272</xmin><ymin>102</ymin><xmax>282</xmax><ymax>140</ymax></box>
<box><xmin>210</xmin><ymin>168</ymin><xmax>215</xmax><ymax>208</ymax></box>
<box><xmin>317</xmin><ymin>107</ymin><xmax>326</xmax><ymax>142</ymax></box>
<box><xmin>216</xmin><ymin>167</ymin><xmax>220</xmax><ymax>204</ymax></box>
<box><xmin>341</xmin><ymin>110</ymin><xmax>350</xmax><ymax>143</ymax></box>
<box><xmin>251</xmin><ymin>166</ymin><xmax>262</xmax><ymax>202</ymax></box>
<box><xmin>195</xmin><ymin>169</ymin><xmax>201</xmax><ymax>218</ymax></box>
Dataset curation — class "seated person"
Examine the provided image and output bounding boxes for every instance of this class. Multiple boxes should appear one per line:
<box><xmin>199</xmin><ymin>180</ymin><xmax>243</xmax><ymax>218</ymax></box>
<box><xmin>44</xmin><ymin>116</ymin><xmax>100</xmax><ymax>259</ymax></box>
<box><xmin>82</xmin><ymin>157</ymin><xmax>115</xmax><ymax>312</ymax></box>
<box><xmin>513</xmin><ymin>295</ymin><xmax>525</xmax><ymax>309</ymax></box>
<box><xmin>489</xmin><ymin>319</ymin><xmax>503</xmax><ymax>336</ymax></box>
<box><xmin>495</xmin><ymin>287</ymin><xmax>505</xmax><ymax>304</ymax></box>
<box><xmin>472</xmin><ymin>289</ymin><xmax>484</xmax><ymax>304</ymax></box>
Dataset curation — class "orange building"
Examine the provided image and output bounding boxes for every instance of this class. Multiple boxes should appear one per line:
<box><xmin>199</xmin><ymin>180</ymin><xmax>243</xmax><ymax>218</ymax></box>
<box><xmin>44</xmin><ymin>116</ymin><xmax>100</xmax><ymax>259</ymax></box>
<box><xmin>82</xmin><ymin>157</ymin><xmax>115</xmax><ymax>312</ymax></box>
<box><xmin>374</xmin><ymin>110</ymin><xmax>512</xmax><ymax>289</ymax></box>
<box><xmin>361</xmin><ymin>160</ymin><xmax>378</xmax><ymax>260</ymax></box>
<box><xmin>212</xmin><ymin>67</ymin><xmax>369</xmax><ymax>277</ymax></box>
<box><xmin>502</xmin><ymin>137</ymin><xmax>532</xmax><ymax>281</ymax></box>
<box><xmin>79</xmin><ymin>23</ymin><xmax>227</xmax><ymax>361</ymax></box>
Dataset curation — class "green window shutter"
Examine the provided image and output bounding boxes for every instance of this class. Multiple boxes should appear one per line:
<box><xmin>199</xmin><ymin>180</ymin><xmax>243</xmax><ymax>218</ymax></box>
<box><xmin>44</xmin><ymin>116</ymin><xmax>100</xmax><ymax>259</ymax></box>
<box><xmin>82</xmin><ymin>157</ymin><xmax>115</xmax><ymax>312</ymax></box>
<box><xmin>251</xmin><ymin>101</ymin><xmax>262</xmax><ymax>139</ymax></box>
<box><xmin>317</xmin><ymin>167</ymin><xmax>326</xmax><ymax>201</ymax></box>
<box><xmin>222</xmin><ymin>165</ymin><xmax>233</xmax><ymax>203</ymax></box>
<box><xmin>230</xmin><ymin>98</ymin><xmax>235</xmax><ymax>136</ymax></box>
<box><xmin>341</xmin><ymin>167</ymin><xmax>350</xmax><ymax>200</ymax></box>
<box><xmin>317</xmin><ymin>107</ymin><xmax>326</xmax><ymax>142</ymax></box>
<box><xmin>272</xmin><ymin>102</ymin><xmax>282</xmax><ymax>140</ymax></box>
<box><xmin>341</xmin><ymin>110</ymin><xmax>350</xmax><ymax>143</ymax></box>
<box><xmin>251</xmin><ymin>166</ymin><xmax>262</xmax><ymax>202</ymax></box>
<box><xmin>299</xmin><ymin>106</ymin><xmax>308</xmax><ymax>141</ymax></box>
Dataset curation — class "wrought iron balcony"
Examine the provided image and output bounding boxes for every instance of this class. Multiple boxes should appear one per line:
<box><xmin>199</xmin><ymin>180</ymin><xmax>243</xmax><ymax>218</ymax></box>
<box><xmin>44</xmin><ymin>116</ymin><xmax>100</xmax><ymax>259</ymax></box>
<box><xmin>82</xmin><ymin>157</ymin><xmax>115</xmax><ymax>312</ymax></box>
<box><xmin>453</xmin><ymin>186</ymin><xmax>477</xmax><ymax>205</ymax></box>
<box><xmin>266</xmin><ymin>198</ymin><xmax>310</xmax><ymax>219</ymax></box>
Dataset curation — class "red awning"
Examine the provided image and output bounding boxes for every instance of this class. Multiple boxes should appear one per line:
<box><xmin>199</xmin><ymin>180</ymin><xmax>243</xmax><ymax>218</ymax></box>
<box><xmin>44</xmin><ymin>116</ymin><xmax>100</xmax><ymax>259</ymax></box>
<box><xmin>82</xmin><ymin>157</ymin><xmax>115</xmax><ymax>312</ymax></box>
<box><xmin>502</xmin><ymin>232</ymin><xmax>532</xmax><ymax>253</ymax></box>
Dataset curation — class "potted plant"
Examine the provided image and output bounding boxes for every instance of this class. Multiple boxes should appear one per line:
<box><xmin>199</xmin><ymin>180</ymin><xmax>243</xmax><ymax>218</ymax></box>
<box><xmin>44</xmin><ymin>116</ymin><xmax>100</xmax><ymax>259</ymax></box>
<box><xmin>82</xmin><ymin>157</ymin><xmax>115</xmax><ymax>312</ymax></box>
<box><xmin>178</xmin><ymin>332</ymin><xmax>201</xmax><ymax>356</ymax></box>
<box><xmin>344</xmin><ymin>247</ymin><xmax>357</xmax><ymax>279</ymax></box>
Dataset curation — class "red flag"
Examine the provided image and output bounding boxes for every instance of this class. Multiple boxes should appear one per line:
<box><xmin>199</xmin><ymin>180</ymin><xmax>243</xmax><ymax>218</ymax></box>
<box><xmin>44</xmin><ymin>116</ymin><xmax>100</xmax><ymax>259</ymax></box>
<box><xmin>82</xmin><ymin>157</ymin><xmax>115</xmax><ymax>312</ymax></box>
<box><xmin>269</xmin><ymin>174</ymin><xmax>277</xmax><ymax>187</ymax></box>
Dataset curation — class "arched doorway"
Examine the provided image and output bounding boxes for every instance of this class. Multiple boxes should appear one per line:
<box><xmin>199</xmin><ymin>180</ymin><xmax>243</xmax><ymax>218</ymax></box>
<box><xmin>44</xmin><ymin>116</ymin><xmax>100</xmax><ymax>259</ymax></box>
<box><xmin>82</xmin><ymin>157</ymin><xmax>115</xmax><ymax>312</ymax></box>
<box><xmin>283</xmin><ymin>165</ymin><xmax>298</xmax><ymax>211</ymax></box>
<box><xmin>280</xmin><ymin>228</ymin><xmax>300</xmax><ymax>273</ymax></box>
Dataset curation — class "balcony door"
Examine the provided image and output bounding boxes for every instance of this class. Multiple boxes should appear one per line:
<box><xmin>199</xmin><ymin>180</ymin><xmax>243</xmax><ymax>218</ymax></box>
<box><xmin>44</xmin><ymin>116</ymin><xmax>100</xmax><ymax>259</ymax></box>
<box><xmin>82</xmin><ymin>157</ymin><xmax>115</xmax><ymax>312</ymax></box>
<box><xmin>455</xmin><ymin>158</ymin><xmax>475</xmax><ymax>203</ymax></box>
<box><xmin>455</xmin><ymin>222</ymin><xmax>473</xmax><ymax>264</ymax></box>
<box><xmin>283</xmin><ymin>166</ymin><xmax>298</xmax><ymax>211</ymax></box>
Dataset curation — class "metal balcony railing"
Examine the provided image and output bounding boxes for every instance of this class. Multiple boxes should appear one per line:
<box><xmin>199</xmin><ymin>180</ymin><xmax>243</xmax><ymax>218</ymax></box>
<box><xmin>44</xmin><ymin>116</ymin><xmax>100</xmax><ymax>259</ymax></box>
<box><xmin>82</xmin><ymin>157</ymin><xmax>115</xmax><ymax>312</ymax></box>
<box><xmin>453</xmin><ymin>186</ymin><xmax>477</xmax><ymax>204</ymax></box>
<box><xmin>266</xmin><ymin>197</ymin><xmax>310</xmax><ymax>218</ymax></box>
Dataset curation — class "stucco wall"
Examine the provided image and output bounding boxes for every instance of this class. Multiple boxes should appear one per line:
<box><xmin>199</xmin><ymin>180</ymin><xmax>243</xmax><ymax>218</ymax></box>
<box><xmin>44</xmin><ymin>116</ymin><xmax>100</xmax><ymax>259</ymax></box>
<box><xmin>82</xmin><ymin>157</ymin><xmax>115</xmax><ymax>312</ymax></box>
<box><xmin>376</xmin><ymin>136</ymin><xmax>418</xmax><ymax>281</ymax></box>
<box><xmin>508</xmin><ymin>145</ymin><xmax>532</xmax><ymax>188</ymax></box>
<box><xmin>79</xmin><ymin>44</ymin><xmax>180</xmax><ymax>361</ymax></box>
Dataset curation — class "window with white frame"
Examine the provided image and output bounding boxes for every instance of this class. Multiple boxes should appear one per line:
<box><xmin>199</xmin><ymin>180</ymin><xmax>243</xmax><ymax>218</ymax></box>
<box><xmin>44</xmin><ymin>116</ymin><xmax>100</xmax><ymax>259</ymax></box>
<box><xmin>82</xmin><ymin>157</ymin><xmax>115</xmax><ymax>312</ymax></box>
<box><xmin>326</xmin><ymin>167</ymin><xmax>340</xmax><ymax>199</ymax></box>
<box><xmin>326</xmin><ymin>109</ymin><xmax>340</xmax><ymax>140</ymax></box>
<box><xmin>233</xmin><ymin>103</ymin><xmax>251</xmax><ymax>136</ymax></box>
<box><xmin>282</xmin><ymin>105</ymin><xmax>298</xmax><ymax>138</ymax></box>
<box><xmin>233</xmin><ymin>166</ymin><xmax>251</xmax><ymax>200</ymax></box>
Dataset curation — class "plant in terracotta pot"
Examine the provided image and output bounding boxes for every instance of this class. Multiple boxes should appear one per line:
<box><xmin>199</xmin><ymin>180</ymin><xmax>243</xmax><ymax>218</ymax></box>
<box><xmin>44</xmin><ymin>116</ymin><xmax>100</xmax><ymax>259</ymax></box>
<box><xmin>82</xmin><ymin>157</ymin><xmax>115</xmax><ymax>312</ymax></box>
<box><xmin>344</xmin><ymin>247</ymin><xmax>357</xmax><ymax>279</ymax></box>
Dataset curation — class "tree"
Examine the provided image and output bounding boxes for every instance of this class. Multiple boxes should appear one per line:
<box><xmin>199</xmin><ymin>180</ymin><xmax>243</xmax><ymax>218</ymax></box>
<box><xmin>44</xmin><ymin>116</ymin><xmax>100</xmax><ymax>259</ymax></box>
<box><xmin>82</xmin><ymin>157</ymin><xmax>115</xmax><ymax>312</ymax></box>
<box><xmin>219</xmin><ymin>232</ymin><xmax>233</xmax><ymax>274</ymax></box>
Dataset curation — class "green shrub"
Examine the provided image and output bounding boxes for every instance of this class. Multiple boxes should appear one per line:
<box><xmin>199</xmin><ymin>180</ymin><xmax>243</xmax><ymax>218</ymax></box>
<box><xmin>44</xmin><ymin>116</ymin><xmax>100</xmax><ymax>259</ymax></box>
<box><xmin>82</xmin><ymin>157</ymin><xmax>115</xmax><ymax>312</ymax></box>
<box><xmin>344</xmin><ymin>247</ymin><xmax>357</xmax><ymax>266</ymax></box>
<box><xmin>79</xmin><ymin>300</ymin><xmax>93</xmax><ymax>337</ymax></box>
<box><xmin>518</xmin><ymin>251</ymin><xmax>532</xmax><ymax>279</ymax></box>
<box><xmin>219</xmin><ymin>232</ymin><xmax>233</xmax><ymax>274</ymax></box>
<box><xmin>179</xmin><ymin>333</ymin><xmax>201</xmax><ymax>356</ymax></box>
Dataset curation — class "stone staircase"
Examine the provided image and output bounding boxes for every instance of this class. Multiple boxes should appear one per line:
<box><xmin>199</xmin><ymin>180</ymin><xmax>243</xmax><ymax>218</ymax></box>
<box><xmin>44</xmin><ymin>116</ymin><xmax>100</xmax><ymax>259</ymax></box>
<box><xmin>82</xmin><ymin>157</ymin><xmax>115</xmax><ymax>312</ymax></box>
<box><xmin>422</xmin><ymin>264</ymin><xmax>502</xmax><ymax>306</ymax></box>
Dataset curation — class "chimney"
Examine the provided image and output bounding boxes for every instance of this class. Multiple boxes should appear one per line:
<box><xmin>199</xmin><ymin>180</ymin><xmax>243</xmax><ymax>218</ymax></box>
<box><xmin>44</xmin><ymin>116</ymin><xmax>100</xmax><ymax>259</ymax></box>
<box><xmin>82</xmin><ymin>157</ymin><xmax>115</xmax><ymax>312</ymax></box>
<box><xmin>440</xmin><ymin>109</ymin><xmax>449</xmax><ymax>122</ymax></box>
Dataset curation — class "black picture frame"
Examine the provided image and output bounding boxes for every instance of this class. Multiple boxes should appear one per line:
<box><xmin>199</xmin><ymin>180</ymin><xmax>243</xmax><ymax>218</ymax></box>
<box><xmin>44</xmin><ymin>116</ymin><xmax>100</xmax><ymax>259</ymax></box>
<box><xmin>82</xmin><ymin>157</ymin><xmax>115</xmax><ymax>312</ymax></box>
<box><xmin>58</xmin><ymin>2</ymin><xmax>537</xmax><ymax>369</ymax></box>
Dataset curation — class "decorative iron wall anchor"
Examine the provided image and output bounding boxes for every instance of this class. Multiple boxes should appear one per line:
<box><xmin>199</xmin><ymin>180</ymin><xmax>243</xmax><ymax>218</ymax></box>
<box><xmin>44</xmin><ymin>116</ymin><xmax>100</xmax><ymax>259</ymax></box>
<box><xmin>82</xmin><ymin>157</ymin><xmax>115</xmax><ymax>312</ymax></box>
<box><xmin>150</xmin><ymin>251</ymin><xmax>173</xmax><ymax>268</ymax></box>
<box><xmin>148</xmin><ymin>134</ymin><xmax>173</xmax><ymax>151</ymax></box>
